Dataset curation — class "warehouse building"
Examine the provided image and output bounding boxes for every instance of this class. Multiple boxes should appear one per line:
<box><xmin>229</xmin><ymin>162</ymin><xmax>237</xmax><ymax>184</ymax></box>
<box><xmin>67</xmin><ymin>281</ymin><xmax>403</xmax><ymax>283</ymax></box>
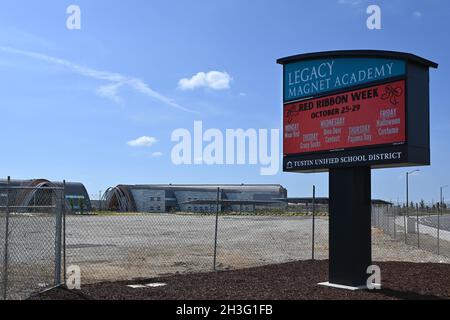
<box><xmin>103</xmin><ymin>184</ymin><xmax>287</xmax><ymax>213</ymax></box>
<box><xmin>0</xmin><ymin>178</ymin><xmax>92</xmax><ymax>212</ymax></box>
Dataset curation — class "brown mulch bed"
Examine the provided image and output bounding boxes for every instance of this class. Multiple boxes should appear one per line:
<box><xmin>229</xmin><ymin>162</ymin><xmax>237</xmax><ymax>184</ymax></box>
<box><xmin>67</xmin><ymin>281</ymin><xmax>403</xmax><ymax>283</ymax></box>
<box><xmin>30</xmin><ymin>260</ymin><xmax>450</xmax><ymax>300</ymax></box>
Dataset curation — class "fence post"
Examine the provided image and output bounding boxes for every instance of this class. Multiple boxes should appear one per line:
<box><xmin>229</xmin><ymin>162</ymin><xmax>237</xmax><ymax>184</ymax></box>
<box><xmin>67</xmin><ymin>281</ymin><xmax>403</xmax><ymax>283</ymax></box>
<box><xmin>312</xmin><ymin>186</ymin><xmax>316</xmax><ymax>261</ymax></box>
<box><xmin>378</xmin><ymin>206</ymin><xmax>381</xmax><ymax>230</ymax></box>
<box><xmin>403</xmin><ymin>206</ymin><xmax>407</xmax><ymax>244</ymax></box>
<box><xmin>54</xmin><ymin>183</ymin><xmax>63</xmax><ymax>285</ymax></box>
<box><xmin>387</xmin><ymin>205</ymin><xmax>392</xmax><ymax>236</ymax></box>
<box><xmin>416</xmin><ymin>204</ymin><xmax>420</xmax><ymax>248</ymax></box>
<box><xmin>2</xmin><ymin>176</ymin><xmax>11</xmax><ymax>300</ymax></box>
<box><xmin>393</xmin><ymin>205</ymin><xmax>397</xmax><ymax>239</ymax></box>
<box><xmin>62</xmin><ymin>180</ymin><xmax>67</xmax><ymax>285</ymax></box>
<box><xmin>99</xmin><ymin>190</ymin><xmax>102</xmax><ymax>212</ymax></box>
<box><xmin>213</xmin><ymin>187</ymin><xmax>220</xmax><ymax>271</ymax></box>
<box><xmin>437</xmin><ymin>206</ymin><xmax>440</xmax><ymax>256</ymax></box>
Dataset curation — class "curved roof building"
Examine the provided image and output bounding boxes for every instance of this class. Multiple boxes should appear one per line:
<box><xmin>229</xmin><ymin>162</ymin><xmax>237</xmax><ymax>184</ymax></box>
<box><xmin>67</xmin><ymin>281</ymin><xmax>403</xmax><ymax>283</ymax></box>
<box><xmin>104</xmin><ymin>184</ymin><xmax>287</xmax><ymax>213</ymax></box>
<box><xmin>0</xmin><ymin>178</ymin><xmax>91</xmax><ymax>212</ymax></box>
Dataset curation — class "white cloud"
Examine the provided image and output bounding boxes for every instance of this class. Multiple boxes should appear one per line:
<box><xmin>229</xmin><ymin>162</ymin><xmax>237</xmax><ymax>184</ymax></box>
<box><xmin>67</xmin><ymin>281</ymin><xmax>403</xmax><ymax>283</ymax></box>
<box><xmin>178</xmin><ymin>71</ymin><xmax>232</xmax><ymax>90</ymax></box>
<box><xmin>97</xmin><ymin>82</ymin><xmax>124</xmax><ymax>104</ymax></box>
<box><xmin>151</xmin><ymin>152</ymin><xmax>163</xmax><ymax>157</ymax></box>
<box><xmin>413</xmin><ymin>11</ymin><xmax>422</xmax><ymax>18</ymax></box>
<box><xmin>0</xmin><ymin>46</ymin><xmax>197</xmax><ymax>114</ymax></box>
<box><xmin>338</xmin><ymin>0</ymin><xmax>362</xmax><ymax>6</ymax></box>
<box><xmin>127</xmin><ymin>136</ymin><xmax>158</xmax><ymax>148</ymax></box>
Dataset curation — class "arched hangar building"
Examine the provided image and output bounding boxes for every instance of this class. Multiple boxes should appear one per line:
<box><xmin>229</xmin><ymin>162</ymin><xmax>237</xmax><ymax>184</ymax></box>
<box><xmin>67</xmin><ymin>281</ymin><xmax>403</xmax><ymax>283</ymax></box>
<box><xmin>104</xmin><ymin>184</ymin><xmax>288</xmax><ymax>213</ymax></box>
<box><xmin>0</xmin><ymin>178</ymin><xmax>92</xmax><ymax>212</ymax></box>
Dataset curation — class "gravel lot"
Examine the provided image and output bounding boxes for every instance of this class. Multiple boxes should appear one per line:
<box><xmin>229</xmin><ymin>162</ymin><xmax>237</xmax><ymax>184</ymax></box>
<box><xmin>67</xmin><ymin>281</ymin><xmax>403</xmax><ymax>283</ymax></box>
<box><xmin>3</xmin><ymin>213</ymin><xmax>450</xmax><ymax>299</ymax></box>
<box><xmin>64</xmin><ymin>214</ymin><xmax>450</xmax><ymax>284</ymax></box>
<box><xmin>65</xmin><ymin>214</ymin><xmax>330</xmax><ymax>283</ymax></box>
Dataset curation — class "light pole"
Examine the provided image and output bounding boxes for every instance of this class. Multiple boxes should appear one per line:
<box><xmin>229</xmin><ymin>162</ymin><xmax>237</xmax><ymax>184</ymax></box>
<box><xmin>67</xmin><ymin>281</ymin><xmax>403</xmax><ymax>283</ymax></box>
<box><xmin>438</xmin><ymin>185</ymin><xmax>448</xmax><ymax>255</ymax></box>
<box><xmin>405</xmin><ymin>169</ymin><xmax>420</xmax><ymax>243</ymax></box>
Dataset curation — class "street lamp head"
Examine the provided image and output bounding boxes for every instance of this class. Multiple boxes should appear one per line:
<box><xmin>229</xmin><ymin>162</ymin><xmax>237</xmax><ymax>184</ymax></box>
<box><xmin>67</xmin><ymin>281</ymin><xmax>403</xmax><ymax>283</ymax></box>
<box><xmin>407</xmin><ymin>169</ymin><xmax>420</xmax><ymax>175</ymax></box>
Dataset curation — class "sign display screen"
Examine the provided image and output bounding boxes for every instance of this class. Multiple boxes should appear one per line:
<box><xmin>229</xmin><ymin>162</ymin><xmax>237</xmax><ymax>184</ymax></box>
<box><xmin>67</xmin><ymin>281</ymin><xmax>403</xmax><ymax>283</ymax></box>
<box><xmin>283</xmin><ymin>57</ymin><xmax>406</xmax><ymax>102</ymax></box>
<box><xmin>283</xmin><ymin>80</ymin><xmax>406</xmax><ymax>155</ymax></box>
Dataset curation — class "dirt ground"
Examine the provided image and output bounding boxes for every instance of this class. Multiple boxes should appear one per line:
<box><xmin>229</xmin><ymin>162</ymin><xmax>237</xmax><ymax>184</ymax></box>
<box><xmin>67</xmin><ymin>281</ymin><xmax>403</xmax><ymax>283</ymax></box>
<box><xmin>4</xmin><ymin>213</ymin><xmax>450</xmax><ymax>300</ymax></box>
<box><xmin>30</xmin><ymin>260</ymin><xmax>450</xmax><ymax>300</ymax></box>
<box><xmin>63</xmin><ymin>214</ymin><xmax>449</xmax><ymax>284</ymax></box>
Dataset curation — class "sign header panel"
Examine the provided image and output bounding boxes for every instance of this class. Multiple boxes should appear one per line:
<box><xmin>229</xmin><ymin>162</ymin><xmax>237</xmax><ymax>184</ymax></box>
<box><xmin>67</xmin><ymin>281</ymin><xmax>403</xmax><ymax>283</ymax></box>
<box><xmin>284</xmin><ymin>80</ymin><xmax>406</xmax><ymax>155</ymax></box>
<box><xmin>284</xmin><ymin>57</ymin><xmax>406</xmax><ymax>102</ymax></box>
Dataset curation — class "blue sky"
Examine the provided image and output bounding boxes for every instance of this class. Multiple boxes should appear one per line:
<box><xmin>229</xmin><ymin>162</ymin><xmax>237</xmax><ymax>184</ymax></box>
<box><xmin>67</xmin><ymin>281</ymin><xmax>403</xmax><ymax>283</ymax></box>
<box><xmin>0</xmin><ymin>0</ymin><xmax>449</xmax><ymax>203</ymax></box>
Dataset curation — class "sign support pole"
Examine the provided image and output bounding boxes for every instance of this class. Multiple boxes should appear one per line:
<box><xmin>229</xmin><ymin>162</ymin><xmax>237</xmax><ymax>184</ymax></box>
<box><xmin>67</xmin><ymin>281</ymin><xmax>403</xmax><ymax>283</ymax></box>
<box><xmin>326</xmin><ymin>167</ymin><xmax>372</xmax><ymax>288</ymax></box>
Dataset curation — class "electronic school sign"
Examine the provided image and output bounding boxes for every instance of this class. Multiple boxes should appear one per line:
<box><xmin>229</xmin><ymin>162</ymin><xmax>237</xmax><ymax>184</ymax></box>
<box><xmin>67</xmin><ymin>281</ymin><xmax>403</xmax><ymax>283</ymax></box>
<box><xmin>278</xmin><ymin>50</ymin><xmax>438</xmax><ymax>173</ymax></box>
<box><xmin>284</xmin><ymin>57</ymin><xmax>405</xmax><ymax>101</ymax></box>
<box><xmin>278</xmin><ymin>50</ymin><xmax>438</xmax><ymax>289</ymax></box>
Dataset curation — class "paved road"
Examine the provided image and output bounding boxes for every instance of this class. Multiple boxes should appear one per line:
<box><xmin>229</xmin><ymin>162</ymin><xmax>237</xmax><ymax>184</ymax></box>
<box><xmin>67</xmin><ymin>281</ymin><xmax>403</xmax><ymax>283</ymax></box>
<box><xmin>420</xmin><ymin>215</ymin><xmax>450</xmax><ymax>232</ymax></box>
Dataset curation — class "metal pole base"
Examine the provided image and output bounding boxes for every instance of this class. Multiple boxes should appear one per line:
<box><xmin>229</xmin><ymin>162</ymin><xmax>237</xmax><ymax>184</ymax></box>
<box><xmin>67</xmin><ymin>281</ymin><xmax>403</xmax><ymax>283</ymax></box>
<box><xmin>327</xmin><ymin>167</ymin><xmax>372</xmax><ymax>288</ymax></box>
<box><xmin>318</xmin><ymin>281</ymin><xmax>380</xmax><ymax>291</ymax></box>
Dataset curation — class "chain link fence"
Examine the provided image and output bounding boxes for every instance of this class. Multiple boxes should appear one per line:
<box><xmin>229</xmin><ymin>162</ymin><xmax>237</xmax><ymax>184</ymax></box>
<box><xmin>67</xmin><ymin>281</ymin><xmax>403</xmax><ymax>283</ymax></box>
<box><xmin>0</xmin><ymin>180</ymin><xmax>64</xmax><ymax>300</ymax></box>
<box><xmin>63</xmin><ymin>212</ymin><xmax>312</xmax><ymax>284</ymax></box>
<box><xmin>65</xmin><ymin>213</ymin><xmax>217</xmax><ymax>283</ymax></box>
<box><xmin>372</xmin><ymin>205</ymin><xmax>450</xmax><ymax>260</ymax></box>
<box><xmin>2</xmin><ymin>181</ymin><xmax>450</xmax><ymax>298</ymax></box>
<box><xmin>65</xmin><ymin>204</ymin><xmax>450</xmax><ymax>286</ymax></box>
